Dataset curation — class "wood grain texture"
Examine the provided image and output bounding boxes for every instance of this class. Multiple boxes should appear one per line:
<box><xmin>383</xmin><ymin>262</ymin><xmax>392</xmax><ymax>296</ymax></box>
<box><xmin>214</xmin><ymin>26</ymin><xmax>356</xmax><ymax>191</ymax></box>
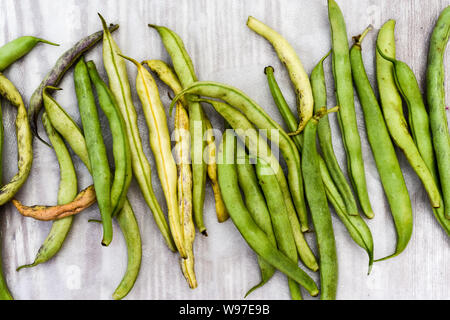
<box><xmin>0</xmin><ymin>0</ymin><xmax>449</xmax><ymax>300</ymax></box>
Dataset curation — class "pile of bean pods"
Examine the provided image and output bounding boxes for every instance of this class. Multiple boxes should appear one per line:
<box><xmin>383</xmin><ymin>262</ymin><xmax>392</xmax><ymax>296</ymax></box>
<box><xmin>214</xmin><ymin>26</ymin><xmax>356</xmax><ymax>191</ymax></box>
<box><xmin>0</xmin><ymin>0</ymin><xmax>449</xmax><ymax>300</ymax></box>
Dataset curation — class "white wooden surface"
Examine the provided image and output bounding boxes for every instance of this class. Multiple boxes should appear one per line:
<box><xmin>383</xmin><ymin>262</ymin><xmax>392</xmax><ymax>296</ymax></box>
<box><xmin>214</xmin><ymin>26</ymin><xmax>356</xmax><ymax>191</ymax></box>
<box><xmin>0</xmin><ymin>0</ymin><xmax>449</xmax><ymax>300</ymax></box>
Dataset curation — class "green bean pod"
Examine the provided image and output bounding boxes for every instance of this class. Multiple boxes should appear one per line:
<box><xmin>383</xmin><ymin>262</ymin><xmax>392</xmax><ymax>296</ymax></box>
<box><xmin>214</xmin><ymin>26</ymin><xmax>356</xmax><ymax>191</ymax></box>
<box><xmin>217</xmin><ymin>129</ymin><xmax>319</xmax><ymax>297</ymax></box>
<box><xmin>377</xmin><ymin>46</ymin><xmax>441</xmax><ymax>208</ymax></box>
<box><xmin>0</xmin><ymin>36</ymin><xmax>58</xmax><ymax>71</ymax></box>
<box><xmin>264</xmin><ymin>65</ymin><xmax>374</xmax><ymax>269</ymax></box>
<box><xmin>235</xmin><ymin>146</ymin><xmax>276</xmax><ymax>297</ymax></box>
<box><xmin>74</xmin><ymin>58</ymin><xmax>112</xmax><ymax>246</ymax></box>
<box><xmin>307</xmin><ymin>55</ymin><xmax>358</xmax><ymax>216</ymax></box>
<box><xmin>16</xmin><ymin>112</ymin><xmax>78</xmax><ymax>271</ymax></box>
<box><xmin>328</xmin><ymin>0</ymin><xmax>374</xmax><ymax>219</ymax></box>
<box><xmin>351</xmin><ymin>27</ymin><xmax>413</xmax><ymax>260</ymax></box>
<box><xmin>43</xmin><ymin>90</ymin><xmax>142</xmax><ymax>299</ymax></box>
<box><xmin>122</xmin><ymin>55</ymin><xmax>186</xmax><ymax>258</ymax></box>
<box><xmin>302</xmin><ymin>114</ymin><xmax>338</xmax><ymax>300</ymax></box>
<box><xmin>150</xmin><ymin>24</ymin><xmax>209</xmax><ymax>235</ymax></box>
<box><xmin>197</xmin><ymin>98</ymin><xmax>318</xmax><ymax>271</ymax></box>
<box><xmin>427</xmin><ymin>6</ymin><xmax>450</xmax><ymax>220</ymax></box>
<box><xmin>255</xmin><ymin>158</ymin><xmax>302</xmax><ymax>300</ymax></box>
<box><xmin>99</xmin><ymin>14</ymin><xmax>175</xmax><ymax>251</ymax></box>
<box><xmin>86</xmin><ymin>61</ymin><xmax>132</xmax><ymax>217</ymax></box>
<box><xmin>170</xmin><ymin>81</ymin><xmax>310</xmax><ymax>232</ymax></box>
<box><xmin>246</xmin><ymin>16</ymin><xmax>313</xmax><ymax>135</ymax></box>
<box><xmin>0</xmin><ymin>73</ymin><xmax>32</xmax><ymax>205</ymax></box>
<box><xmin>0</xmin><ymin>100</ymin><xmax>12</xmax><ymax>300</ymax></box>
<box><xmin>377</xmin><ymin>20</ymin><xmax>450</xmax><ymax>235</ymax></box>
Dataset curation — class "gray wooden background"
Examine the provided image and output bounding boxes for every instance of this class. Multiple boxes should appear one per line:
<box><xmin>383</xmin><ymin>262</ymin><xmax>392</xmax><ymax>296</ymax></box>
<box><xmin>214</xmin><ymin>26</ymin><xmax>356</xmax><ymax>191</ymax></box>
<box><xmin>0</xmin><ymin>0</ymin><xmax>449</xmax><ymax>300</ymax></box>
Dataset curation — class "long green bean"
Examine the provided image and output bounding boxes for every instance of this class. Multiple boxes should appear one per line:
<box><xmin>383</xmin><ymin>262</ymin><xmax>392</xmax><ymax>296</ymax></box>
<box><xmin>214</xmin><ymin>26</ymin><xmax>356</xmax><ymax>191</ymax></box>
<box><xmin>351</xmin><ymin>27</ymin><xmax>413</xmax><ymax>260</ymax></box>
<box><xmin>328</xmin><ymin>0</ymin><xmax>373</xmax><ymax>219</ymax></box>
<box><xmin>427</xmin><ymin>6</ymin><xmax>450</xmax><ymax>219</ymax></box>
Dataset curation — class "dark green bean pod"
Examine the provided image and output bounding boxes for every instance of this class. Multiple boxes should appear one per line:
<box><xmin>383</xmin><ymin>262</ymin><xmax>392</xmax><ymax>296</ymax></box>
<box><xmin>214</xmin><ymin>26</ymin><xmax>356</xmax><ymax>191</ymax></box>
<box><xmin>328</xmin><ymin>0</ymin><xmax>374</xmax><ymax>219</ymax></box>
<box><xmin>0</xmin><ymin>36</ymin><xmax>58</xmax><ymax>71</ymax></box>
<box><xmin>427</xmin><ymin>6</ymin><xmax>450</xmax><ymax>220</ymax></box>
<box><xmin>86</xmin><ymin>60</ymin><xmax>132</xmax><ymax>217</ymax></box>
<box><xmin>74</xmin><ymin>58</ymin><xmax>112</xmax><ymax>246</ymax></box>
<box><xmin>255</xmin><ymin>158</ymin><xmax>302</xmax><ymax>300</ymax></box>
<box><xmin>235</xmin><ymin>145</ymin><xmax>276</xmax><ymax>297</ymax></box>
<box><xmin>217</xmin><ymin>129</ymin><xmax>319</xmax><ymax>297</ymax></box>
<box><xmin>302</xmin><ymin>111</ymin><xmax>338</xmax><ymax>300</ymax></box>
<box><xmin>264</xmin><ymin>65</ymin><xmax>374</xmax><ymax>269</ymax></box>
<box><xmin>28</xmin><ymin>24</ymin><xmax>119</xmax><ymax>144</ymax></box>
<box><xmin>350</xmin><ymin>27</ymin><xmax>413</xmax><ymax>260</ymax></box>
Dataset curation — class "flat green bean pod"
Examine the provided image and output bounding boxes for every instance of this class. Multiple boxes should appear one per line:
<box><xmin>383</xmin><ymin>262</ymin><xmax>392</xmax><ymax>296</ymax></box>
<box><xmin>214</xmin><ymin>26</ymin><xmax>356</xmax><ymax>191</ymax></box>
<box><xmin>255</xmin><ymin>157</ymin><xmax>302</xmax><ymax>300</ymax></box>
<box><xmin>247</xmin><ymin>16</ymin><xmax>313</xmax><ymax>135</ymax></box>
<box><xmin>196</xmin><ymin>97</ymin><xmax>317</xmax><ymax>271</ymax></box>
<box><xmin>99</xmin><ymin>14</ymin><xmax>175</xmax><ymax>251</ymax></box>
<box><xmin>43</xmin><ymin>82</ymin><xmax>142</xmax><ymax>300</ymax></box>
<box><xmin>0</xmin><ymin>36</ymin><xmax>58</xmax><ymax>71</ymax></box>
<box><xmin>377</xmin><ymin>20</ymin><xmax>450</xmax><ymax>235</ymax></box>
<box><xmin>235</xmin><ymin>145</ymin><xmax>276</xmax><ymax>297</ymax></box>
<box><xmin>427</xmin><ymin>6</ymin><xmax>450</xmax><ymax>220</ymax></box>
<box><xmin>17</xmin><ymin>112</ymin><xmax>78</xmax><ymax>271</ymax></box>
<box><xmin>149</xmin><ymin>24</ymin><xmax>209</xmax><ymax>235</ymax></box>
<box><xmin>351</xmin><ymin>27</ymin><xmax>413</xmax><ymax>261</ymax></box>
<box><xmin>377</xmin><ymin>45</ymin><xmax>441</xmax><ymax>208</ymax></box>
<box><xmin>308</xmin><ymin>56</ymin><xmax>358</xmax><ymax>217</ymax></box>
<box><xmin>328</xmin><ymin>0</ymin><xmax>374</xmax><ymax>219</ymax></box>
<box><xmin>217</xmin><ymin>129</ymin><xmax>318</xmax><ymax>297</ymax></box>
<box><xmin>170</xmin><ymin>81</ymin><xmax>310</xmax><ymax>232</ymax></box>
<box><xmin>264</xmin><ymin>65</ymin><xmax>374</xmax><ymax>269</ymax></box>
<box><xmin>302</xmin><ymin>112</ymin><xmax>338</xmax><ymax>300</ymax></box>
<box><xmin>0</xmin><ymin>73</ymin><xmax>32</xmax><ymax>205</ymax></box>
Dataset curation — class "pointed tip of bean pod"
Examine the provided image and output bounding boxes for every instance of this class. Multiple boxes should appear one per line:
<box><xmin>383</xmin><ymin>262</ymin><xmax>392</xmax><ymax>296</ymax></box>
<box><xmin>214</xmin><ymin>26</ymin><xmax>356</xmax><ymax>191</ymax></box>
<box><xmin>37</xmin><ymin>38</ymin><xmax>59</xmax><ymax>46</ymax></box>
<box><xmin>352</xmin><ymin>25</ymin><xmax>373</xmax><ymax>48</ymax></box>
<box><xmin>16</xmin><ymin>262</ymin><xmax>38</xmax><ymax>271</ymax></box>
<box><xmin>97</xmin><ymin>13</ymin><xmax>110</xmax><ymax>33</ymax></box>
<box><xmin>117</xmin><ymin>53</ymin><xmax>140</xmax><ymax>68</ymax></box>
<box><xmin>148</xmin><ymin>24</ymin><xmax>162</xmax><ymax>31</ymax></box>
<box><xmin>43</xmin><ymin>85</ymin><xmax>63</xmax><ymax>95</ymax></box>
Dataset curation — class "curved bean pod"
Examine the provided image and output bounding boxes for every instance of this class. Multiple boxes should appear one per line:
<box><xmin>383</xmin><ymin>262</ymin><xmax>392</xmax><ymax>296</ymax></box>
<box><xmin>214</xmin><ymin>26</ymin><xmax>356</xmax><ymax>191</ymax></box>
<box><xmin>43</xmin><ymin>92</ymin><xmax>142</xmax><ymax>299</ymax></box>
<box><xmin>197</xmin><ymin>97</ymin><xmax>317</xmax><ymax>271</ymax></box>
<box><xmin>149</xmin><ymin>24</ymin><xmax>209</xmax><ymax>234</ymax></box>
<box><xmin>0</xmin><ymin>36</ymin><xmax>58</xmax><ymax>71</ymax></box>
<box><xmin>74</xmin><ymin>58</ymin><xmax>112</xmax><ymax>246</ymax></box>
<box><xmin>16</xmin><ymin>112</ymin><xmax>78</xmax><ymax>270</ymax></box>
<box><xmin>28</xmin><ymin>24</ymin><xmax>119</xmax><ymax>142</ymax></box>
<box><xmin>0</xmin><ymin>73</ymin><xmax>32</xmax><ymax>205</ymax></box>
<box><xmin>86</xmin><ymin>60</ymin><xmax>132</xmax><ymax>217</ymax></box>
<box><xmin>328</xmin><ymin>0</ymin><xmax>374</xmax><ymax>219</ymax></box>
<box><xmin>99</xmin><ymin>14</ymin><xmax>175</xmax><ymax>251</ymax></box>
<box><xmin>376</xmin><ymin>20</ymin><xmax>450</xmax><ymax>235</ymax></box>
<box><xmin>377</xmin><ymin>45</ymin><xmax>441</xmax><ymax>208</ymax></box>
<box><xmin>427</xmin><ymin>6</ymin><xmax>450</xmax><ymax>219</ymax></box>
<box><xmin>247</xmin><ymin>16</ymin><xmax>313</xmax><ymax>135</ymax></box>
<box><xmin>170</xmin><ymin>81</ymin><xmax>310</xmax><ymax>232</ymax></box>
<box><xmin>351</xmin><ymin>27</ymin><xmax>413</xmax><ymax>260</ymax></box>
<box><xmin>217</xmin><ymin>129</ymin><xmax>319</xmax><ymax>297</ymax></box>
<box><xmin>122</xmin><ymin>55</ymin><xmax>186</xmax><ymax>258</ymax></box>
<box><xmin>264</xmin><ymin>65</ymin><xmax>374</xmax><ymax>269</ymax></box>
<box><xmin>235</xmin><ymin>146</ymin><xmax>276</xmax><ymax>296</ymax></box>
<box><xmin>255</xmin><ymin>158</ymin><xmax>302</xmax><ymax>300</ymax></box>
